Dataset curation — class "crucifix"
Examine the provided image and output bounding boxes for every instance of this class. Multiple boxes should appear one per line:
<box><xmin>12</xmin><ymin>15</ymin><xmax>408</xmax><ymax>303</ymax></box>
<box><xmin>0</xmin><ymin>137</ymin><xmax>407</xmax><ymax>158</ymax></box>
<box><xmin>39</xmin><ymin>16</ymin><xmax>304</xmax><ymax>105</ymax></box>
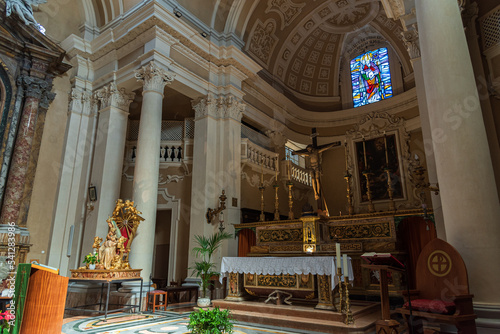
<box><xmin>292</xmin><ymin>128</ymin><xmax>340</xmax><ymax>216</ymax></box>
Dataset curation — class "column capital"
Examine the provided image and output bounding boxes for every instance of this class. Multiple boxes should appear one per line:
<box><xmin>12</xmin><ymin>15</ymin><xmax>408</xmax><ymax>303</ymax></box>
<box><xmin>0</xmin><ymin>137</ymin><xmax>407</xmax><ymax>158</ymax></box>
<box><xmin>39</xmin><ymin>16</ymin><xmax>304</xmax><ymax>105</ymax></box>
<box><xmin>134</xmin><ymin>61</ymin><xmax>175</xmax><ymax>96</ymax></box>
<box><xmin>220</xmin><ymin>94</ymin><xmax>246</xmax><ymax>121</ymax></box>
<box><xmin>192</xmin><ymin>93</ymin><xmax>245</xmax><ymax>121</ymax></box>
<box><xmin>17</xmin><ymin>75</ymin><xmax>49</xmax><ymax>99</ymax></box>
<box><xmin>401</xmin><ymin>27</ymin><xmax>421</xmax><ymax>61</ymax></box>
<box><xmin>265</xmin><ymin>129</ymin><xmax>287</xmax><ymax>148</ymax></box>
<box><xmin>96</xmin><ymin>82</ymin><xmax>135</xmax><ymax>112</ymax></box>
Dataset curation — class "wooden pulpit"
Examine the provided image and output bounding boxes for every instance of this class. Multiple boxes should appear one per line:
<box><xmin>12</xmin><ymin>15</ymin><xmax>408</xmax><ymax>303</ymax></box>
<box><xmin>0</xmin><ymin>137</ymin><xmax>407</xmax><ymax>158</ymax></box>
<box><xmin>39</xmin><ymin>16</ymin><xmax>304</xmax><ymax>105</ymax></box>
<box><xmin>12</xmin><ymin>263</ymin><xmax>68</xmax><ymax>334</ymax></box>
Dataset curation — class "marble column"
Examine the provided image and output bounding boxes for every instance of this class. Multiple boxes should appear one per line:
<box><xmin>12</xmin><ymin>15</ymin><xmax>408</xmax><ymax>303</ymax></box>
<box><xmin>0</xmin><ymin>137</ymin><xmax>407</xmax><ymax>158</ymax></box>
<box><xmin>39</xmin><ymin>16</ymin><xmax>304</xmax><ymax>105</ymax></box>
<box><xmin>129</xmin><ymin>62</ymin><xmax>174</xmax><ymax>281</ymax></box>
<box><xmin>82</xmin><ymin>83</ymin><xmax>135</xmax><ymax>257</ymax></box>
<box><xmin>402</xmin><ymin>28</ymin><xmax>446</xmax><ymax>240</ymax></box>
<box><xmin>416</xmin><ymin>0</ymin><xmax>500</xmax><ymax>306</ymax></box>
<box><xmin>0</xmin><ymin>75</ymin><xmax>49</xmax><ymax>225</ymax></box>
<box><xmin>189</xmin><ymin>94</ymin><xmax>245</xmax><ymax>283</ymax></box>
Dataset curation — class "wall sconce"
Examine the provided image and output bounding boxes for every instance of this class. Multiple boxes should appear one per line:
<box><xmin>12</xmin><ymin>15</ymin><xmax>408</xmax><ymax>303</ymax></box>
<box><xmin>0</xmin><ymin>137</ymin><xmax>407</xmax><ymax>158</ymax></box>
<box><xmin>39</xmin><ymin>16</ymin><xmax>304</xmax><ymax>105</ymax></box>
<box><xmin>206</xmin><ymin>190</ymin><xmax>226</xmax><ymax>224</ymax></box>
<box><xmin>200</xmin><ymin>31</ymin><xmax>208</xmax><ymax>38</ymax></box>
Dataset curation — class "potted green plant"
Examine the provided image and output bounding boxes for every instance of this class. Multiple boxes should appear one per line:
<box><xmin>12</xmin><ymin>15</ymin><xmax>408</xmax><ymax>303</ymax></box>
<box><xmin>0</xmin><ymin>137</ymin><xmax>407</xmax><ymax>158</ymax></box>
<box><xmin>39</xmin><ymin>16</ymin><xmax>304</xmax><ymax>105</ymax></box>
<box><xmin>83</xmin><ymin>252</ymin><xmax>99</xmax><ymax>270</ymax></box>
<box><xmin>190</xmin><ymin>231</ymin><xmax>232</xmax><ymax>307</ymax></box>
<box><xmin>187</xmin><ymin>306</ymin><xmax>233</xmax><ymax>333</ymax></box>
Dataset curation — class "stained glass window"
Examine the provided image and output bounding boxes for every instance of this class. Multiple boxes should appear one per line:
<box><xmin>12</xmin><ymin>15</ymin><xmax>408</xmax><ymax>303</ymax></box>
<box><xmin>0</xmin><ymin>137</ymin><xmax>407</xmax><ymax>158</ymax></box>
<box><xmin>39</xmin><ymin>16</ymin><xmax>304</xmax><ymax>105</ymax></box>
<box><xmin>350</xmin><ymin>47</ymin><xmax>393</xmax><ymax>108</ymax></box>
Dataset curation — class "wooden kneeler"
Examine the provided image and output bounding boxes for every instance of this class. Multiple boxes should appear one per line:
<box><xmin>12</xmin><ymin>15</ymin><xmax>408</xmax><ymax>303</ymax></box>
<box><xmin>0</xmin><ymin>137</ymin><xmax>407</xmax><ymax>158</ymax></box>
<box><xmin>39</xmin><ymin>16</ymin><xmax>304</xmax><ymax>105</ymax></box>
<box><xmin>396</xmin><ymin>238</ymin><xmax>477</xmax><ymax>334</ymax></box>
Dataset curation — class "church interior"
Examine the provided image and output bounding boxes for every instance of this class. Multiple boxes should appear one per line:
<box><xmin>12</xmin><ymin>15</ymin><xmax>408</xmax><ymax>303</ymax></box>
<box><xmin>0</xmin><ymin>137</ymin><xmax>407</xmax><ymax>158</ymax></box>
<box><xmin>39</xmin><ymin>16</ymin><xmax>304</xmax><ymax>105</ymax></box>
<box><xmin>0</xmin><ymin>0</ymin><xmax>499</xmax><ymax>333</ymax></box>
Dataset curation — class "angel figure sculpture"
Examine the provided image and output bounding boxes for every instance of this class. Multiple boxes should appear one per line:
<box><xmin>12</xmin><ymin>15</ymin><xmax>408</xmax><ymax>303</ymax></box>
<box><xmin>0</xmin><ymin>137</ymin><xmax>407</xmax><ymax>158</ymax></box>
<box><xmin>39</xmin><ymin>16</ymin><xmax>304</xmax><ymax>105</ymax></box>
<box><xmin>5</xmin><ymin>0</ymin><xmax>46</xmax><ymax>27</ymax></box>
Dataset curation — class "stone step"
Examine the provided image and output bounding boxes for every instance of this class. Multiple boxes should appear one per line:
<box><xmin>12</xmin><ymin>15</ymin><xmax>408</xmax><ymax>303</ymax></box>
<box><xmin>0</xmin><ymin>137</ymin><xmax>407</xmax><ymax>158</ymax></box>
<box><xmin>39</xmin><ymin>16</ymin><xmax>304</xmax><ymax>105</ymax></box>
<box><xmin>211</xmin><ymin>300</ymin><xmax>381</xmax><ymax>334</ymax></box>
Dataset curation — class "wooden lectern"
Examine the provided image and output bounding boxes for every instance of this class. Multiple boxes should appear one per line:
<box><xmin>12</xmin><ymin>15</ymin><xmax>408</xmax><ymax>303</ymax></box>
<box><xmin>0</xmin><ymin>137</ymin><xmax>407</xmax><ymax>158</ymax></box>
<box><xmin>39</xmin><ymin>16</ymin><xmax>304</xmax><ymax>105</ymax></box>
<box><xmin>12</xmin><ymin>263</ymin><xmax>68</xmax><ymax>334</ymax></box>
<box><xmin>361</xmin><ymin>253</ymin><xmax>405</xmax><ymax>333</ymax></box>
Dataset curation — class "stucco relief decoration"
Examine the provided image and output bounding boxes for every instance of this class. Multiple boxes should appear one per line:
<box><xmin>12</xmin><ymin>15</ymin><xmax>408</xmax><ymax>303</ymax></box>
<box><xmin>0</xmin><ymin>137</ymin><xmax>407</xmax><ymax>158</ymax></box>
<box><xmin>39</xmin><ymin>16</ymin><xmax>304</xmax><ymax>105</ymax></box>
<box><xmin>265</xmin><ymin>0</ymin><xmax>306</xmax><ymax>29</ymax></box>
<box><xmin>134</xmin><ymin>61</ymin><xmax>175</xmax><ymax>94</ymax></box>
<box><xmin>5</xmin><ymin>0</ymin><xmax>46</xmax><ymax>29</ymax></box>
<box><xmin>248</xmin><ymin>20</ymin><xmax>279</xmax><ymax>66</ymax></box>
<box><xmin>328</xmin><ymin>3</ymin><xmax>370</xmax><ymax>26</ymax></box>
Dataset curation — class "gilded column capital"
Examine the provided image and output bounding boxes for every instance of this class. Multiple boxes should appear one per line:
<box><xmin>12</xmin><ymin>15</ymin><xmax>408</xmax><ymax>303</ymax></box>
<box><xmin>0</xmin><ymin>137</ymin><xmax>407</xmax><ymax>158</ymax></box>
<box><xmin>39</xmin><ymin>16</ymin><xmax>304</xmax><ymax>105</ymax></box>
<box><xmin>95</xmin><ymin>82</ymin><xmax>135</xmax><ymax>112</ymax></box>
<box><xmin>134</xmin><ymin>61</ymin><xmax>175</xmax><ymax>96</ymax></box>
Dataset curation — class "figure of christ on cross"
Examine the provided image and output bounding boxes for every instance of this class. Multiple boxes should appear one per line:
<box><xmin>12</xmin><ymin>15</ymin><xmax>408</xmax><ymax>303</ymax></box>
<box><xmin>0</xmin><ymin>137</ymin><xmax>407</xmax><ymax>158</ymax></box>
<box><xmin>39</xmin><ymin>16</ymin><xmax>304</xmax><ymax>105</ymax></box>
<box><xmin>292</xmin><ymin>128</ymin><xmax>340</xmax><ymax>216</ymax></box>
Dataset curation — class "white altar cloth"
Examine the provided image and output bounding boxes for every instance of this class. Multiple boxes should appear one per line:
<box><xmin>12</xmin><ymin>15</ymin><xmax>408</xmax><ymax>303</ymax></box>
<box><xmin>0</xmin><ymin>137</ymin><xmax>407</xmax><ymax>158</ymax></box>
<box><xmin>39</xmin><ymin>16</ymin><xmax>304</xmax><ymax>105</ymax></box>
<box><xmin>220</xmin><ymin>256</ymin><xmax>353</xmax><ymax>287</ymax></box>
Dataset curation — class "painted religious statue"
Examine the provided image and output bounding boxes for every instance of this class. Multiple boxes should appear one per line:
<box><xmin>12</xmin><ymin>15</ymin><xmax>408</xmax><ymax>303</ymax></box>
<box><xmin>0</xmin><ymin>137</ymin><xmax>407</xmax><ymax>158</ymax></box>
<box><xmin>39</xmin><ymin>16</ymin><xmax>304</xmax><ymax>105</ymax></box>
<box><xmin>88</xmin><ymin>199</ymin><xmax>144</xmax><ymax>270</ymax></box>
<box><xmin>293</xmin><ymin>129</ymin><xmax>340</xmax><ymax>216</ymax></box>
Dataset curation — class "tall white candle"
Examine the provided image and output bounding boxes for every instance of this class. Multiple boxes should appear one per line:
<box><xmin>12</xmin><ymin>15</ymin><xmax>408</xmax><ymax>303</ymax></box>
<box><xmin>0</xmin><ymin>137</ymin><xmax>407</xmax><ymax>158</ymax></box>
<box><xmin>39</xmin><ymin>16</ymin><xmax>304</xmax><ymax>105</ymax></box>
<box><xmin>336</xmin><ymin>243</ymin><xmax>341</xmax><ymax>269</ymax></box>
<box><xmin>343</xmin><ymin>254</ymin><xmax>348</xmax><ymax>277</ymax></box>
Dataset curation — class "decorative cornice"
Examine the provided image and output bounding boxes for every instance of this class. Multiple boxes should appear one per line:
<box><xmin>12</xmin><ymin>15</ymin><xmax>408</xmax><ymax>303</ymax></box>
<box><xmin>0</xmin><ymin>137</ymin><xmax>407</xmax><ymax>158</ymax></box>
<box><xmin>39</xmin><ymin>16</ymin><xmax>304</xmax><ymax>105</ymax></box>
<box><xmin>66</xmin><ymin>16</ymin><xmax>256</xmax><ymax>80</ymax></box>
<box><xmin>134</xmin><ymin>61</ymin><xmax>175</xmax><ymax>95</ymax></box>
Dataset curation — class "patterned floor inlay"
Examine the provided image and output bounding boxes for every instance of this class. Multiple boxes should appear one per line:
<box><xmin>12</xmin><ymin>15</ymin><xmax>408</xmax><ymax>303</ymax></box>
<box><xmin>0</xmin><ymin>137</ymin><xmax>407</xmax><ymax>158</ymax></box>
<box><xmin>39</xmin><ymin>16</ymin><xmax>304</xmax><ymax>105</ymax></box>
<box><xmin>62</xmin><ymin>312</ymin><xmax>312</xmax><ymax>334</ymax></box>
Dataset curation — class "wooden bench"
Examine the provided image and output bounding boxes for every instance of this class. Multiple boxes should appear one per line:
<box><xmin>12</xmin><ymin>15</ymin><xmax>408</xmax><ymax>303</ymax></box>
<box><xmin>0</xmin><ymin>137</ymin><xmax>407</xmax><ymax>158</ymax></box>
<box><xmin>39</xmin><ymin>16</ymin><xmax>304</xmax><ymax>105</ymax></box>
<box><xmin>396</xmin><ymin>238</ymin><xmax>477</xmax><ymax>334</ymax></box>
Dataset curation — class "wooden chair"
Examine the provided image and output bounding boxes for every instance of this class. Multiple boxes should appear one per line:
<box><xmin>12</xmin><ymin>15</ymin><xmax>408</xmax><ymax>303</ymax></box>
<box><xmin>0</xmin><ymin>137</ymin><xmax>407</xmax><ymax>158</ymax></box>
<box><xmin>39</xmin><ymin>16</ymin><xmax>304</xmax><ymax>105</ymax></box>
<box><xmin>396</xmin><ymin>238</ymin><xmax>477</xmax><ymax>334</ymax></box>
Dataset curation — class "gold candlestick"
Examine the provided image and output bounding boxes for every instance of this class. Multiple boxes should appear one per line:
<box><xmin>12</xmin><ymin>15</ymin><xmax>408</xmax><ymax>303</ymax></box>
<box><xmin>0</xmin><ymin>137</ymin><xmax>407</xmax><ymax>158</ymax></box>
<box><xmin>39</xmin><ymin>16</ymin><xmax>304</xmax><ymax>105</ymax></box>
<box><xmin>344</xmin><ymin>172</ymin><xmax>354</xmax><ymax>215</ymax></box>
<box><xmin>259</xmin><ymin>184</ymin><xmax>265</xmax><ymax>221</ymax></box>
<box><xmin>274</xmin><ymin>182</ymin><xmax>280</xmax><ymax>221</ymax></box>
<box><xmin>287</xmin><ymin>181</ymin><xmax>294</xmax><ymax>220</ymax></box>
<box><xmin>363</xmin><ymin>171</ymin><xmax>375</xmax><ymax>213</ymax></box>
<box><xmin>337</xmin><ymin>267</ymin><xmax>344</xmax><ymax>314</ymax></box>
<box><xmin>343</xmin><ymin>277</ymin><xmax>354</xmax><ymax>325</ymax></box>
<box><xmin>362</xmin><ymin>136</ymin><xmax>368</xmax><ymax>171</ymax></box>
<box><xmin>385</xmin><ymin>168</ymin><xmax>396</xmax><ymax>211</ymax></box>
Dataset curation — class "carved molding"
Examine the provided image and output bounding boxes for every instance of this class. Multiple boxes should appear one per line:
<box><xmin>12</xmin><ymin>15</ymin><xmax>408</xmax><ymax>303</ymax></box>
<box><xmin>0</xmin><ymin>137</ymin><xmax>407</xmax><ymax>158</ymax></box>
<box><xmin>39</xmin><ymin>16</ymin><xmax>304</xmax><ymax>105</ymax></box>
<box><xmin>380</xmin><ymin>0</ymin><xmax>405</xmax><ymax>20</ymax></box>
<box><xmin>134</xmin><ymin>61</ymin><xmax>175</xmax><ymax>94</ymax></box>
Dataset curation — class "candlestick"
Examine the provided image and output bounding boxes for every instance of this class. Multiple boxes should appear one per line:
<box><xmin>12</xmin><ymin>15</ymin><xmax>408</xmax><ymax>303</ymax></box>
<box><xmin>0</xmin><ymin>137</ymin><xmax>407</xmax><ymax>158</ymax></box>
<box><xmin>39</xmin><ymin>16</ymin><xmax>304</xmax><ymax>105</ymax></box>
<box><xmin>260</xmin><ymin>156</ymin><xmax>264</xmax><ymax>185</ymax></box>
<box><xmin>274</xmin><ymin>157</ymin><xmax>278</xmax><ymax>181</ymax></box>
<box><xmin>287</xmin><ymin>181</ymin><xmax>294</xmax><ymax>220</ymax></box>
<box><xmin>344</xmin><ymin>140</ymin><xmax>348</xmax><ymax>171</ymax></box>
<box><xmin>337</xmin><ymin>267</ymin><xmax>343</xmax><ymax>314</ymax></box>
<box><xmin>362</xmin><ymin>136</ymin><xmax>368</xmax><ymax>171</ymax></box>
<box><xmin>336</xmin><ymin>243</ymin><xmax>341</xmax><ymax>268</ymax></box>
<box><xmin>259</xmin><ymin>183</ymin><xmax>265</xmax><ymax>222</ymax></box>
<box><xmin>384</xmin><ymin>132</ymin><xmax>389</xmax><ymax>167</ymax></box>
<box><xmin>274</xmin><ymin>182</ymin><xmax>280</xmax><ymax>221</ymax></box>
<box><xmin>286</xmin><ymin>160</ymin><xmax>291</xmax><ymax>181</ymax></box>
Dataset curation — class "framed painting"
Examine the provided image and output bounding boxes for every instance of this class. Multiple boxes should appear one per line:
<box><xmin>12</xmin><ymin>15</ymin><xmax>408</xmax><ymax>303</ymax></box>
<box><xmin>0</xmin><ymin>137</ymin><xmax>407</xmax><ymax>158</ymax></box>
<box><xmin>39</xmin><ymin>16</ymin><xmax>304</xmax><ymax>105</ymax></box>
<box><xmin>355</xmin><ymin>134</ymin><xmax>403</xmax><ymax>202</ymax></box>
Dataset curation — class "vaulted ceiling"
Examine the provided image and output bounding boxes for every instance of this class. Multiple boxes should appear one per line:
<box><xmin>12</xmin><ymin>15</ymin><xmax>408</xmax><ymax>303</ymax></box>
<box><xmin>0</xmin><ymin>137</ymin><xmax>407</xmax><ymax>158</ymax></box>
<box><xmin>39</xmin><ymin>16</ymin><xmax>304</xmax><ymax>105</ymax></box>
<box><xmin>37</xmin><ymin>0</ymin><xmax>413</xmax><ymax>112</ymax></box>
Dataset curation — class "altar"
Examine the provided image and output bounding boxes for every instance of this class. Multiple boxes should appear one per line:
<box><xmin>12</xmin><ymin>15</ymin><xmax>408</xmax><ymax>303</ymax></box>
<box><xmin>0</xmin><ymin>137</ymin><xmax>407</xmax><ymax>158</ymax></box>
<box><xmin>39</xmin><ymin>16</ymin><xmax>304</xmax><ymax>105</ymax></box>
<box><xmin>220</xmin><ymin>256</ymin><xmax>353</xmax><ymax>310</ymax></box>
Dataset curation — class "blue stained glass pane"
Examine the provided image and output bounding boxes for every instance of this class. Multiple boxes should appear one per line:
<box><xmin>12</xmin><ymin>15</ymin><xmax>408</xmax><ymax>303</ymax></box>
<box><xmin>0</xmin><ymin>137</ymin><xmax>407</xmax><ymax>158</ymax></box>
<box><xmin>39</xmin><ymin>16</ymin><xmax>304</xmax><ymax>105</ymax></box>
<box><xmin>350</xmin><ymin>47</ymin><xmax>393</xmax><ymax>108</ymax></box>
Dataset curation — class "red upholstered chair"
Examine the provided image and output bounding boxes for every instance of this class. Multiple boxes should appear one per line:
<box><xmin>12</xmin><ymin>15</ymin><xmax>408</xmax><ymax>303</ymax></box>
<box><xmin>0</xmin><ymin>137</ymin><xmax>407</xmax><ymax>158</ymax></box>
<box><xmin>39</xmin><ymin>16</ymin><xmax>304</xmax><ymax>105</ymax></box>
<box><xmin>147</xmin><ymin>290</ymin><xmax>168</xmax><ymax>312</ymax></box>
<box><xmin>396</xmin><ymin>238</ymin><xmax>477</xmax><ymax>334</ymax></box>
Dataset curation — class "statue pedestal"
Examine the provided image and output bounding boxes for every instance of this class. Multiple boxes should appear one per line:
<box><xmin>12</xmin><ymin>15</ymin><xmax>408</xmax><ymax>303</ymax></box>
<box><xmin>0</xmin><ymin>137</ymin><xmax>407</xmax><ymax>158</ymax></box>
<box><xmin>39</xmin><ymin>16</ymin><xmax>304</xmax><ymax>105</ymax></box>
<box><xmin>70</xmin><ymin>269</ymin><xmax>142</xmax><ymax>280</ymax></box>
